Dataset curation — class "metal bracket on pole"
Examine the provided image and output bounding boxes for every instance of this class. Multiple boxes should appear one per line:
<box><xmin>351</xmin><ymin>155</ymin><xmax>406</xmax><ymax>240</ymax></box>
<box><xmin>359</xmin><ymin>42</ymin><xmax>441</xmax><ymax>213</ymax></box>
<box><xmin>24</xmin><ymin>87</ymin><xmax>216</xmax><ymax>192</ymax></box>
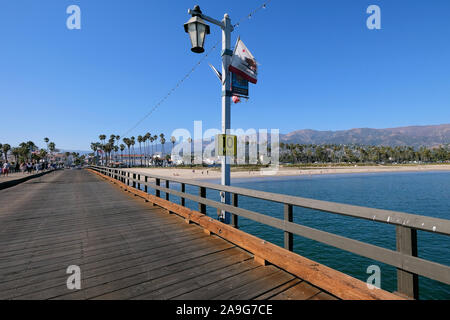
<box><xmin>188</xmin><ymin>9</ymin><xmax>225</xmax><ymax>29</ymax></box>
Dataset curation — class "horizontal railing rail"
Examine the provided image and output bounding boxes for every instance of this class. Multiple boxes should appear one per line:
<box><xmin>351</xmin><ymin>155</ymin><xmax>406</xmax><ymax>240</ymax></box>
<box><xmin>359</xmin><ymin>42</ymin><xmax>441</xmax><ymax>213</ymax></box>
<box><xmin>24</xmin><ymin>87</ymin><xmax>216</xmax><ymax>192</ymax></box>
<box><xmin>89</xmin><ymin>165</ymin><xmax>450</xmax><ymax>299</ymax></box>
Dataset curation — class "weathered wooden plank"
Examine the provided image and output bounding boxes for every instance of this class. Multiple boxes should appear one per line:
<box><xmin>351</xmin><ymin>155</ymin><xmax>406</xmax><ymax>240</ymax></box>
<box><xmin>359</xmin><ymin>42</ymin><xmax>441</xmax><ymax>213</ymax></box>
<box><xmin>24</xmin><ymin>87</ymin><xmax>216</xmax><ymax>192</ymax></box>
<box><xmin>270</xmin><ymin>281</ymin><xmax>321</xmax><ymax>300</ymax></box>
<box><xmin>12</xmin><ymin>241</ymin><xmax>236</xmax><ymax>300</ymax></box>
<box><xmin>172</xmin><ymin>265</ymin><xmax>281</xmax><ymax>300</ymax></box>
<box><xmin>55</xmin><ymin>247</ymin><xmax>250</xmax><ymax>300</ymax></box>
<box><xmin>93</xmin><ymin>255</ymin><xmax>258</xmax><ymax>300</ymax></box>
<box><xmin>0</xmin><ymin>230</ymin><xmax>218</xmax><ymax>288</ymax></box>
<box><xmin>232</xmin><ymin>193</ymin><xmax>238</xmax><ymax>229</ymax></box>
<box><xmin>284</xmin><ymin>204</ymin><xmax>293</xmax><ymax>251</ymax></box>
<box><xmin>254</xmin><ymin>278</ymin><xmax>302</xmax><ymax>300</ymax></box>
<box><xmin>0</xmin><ymin>230</ymin><xmax>208</xmax><ymax>286</ymax></box>
<box><xmin>309</xmin><ymin>291</ymin><xmax>339</xmax><ymax>300</ymax></box>
<box><xmin>396</xmin><ymin>226</ymin><xmax>419</xmax><ymax>299</ymax></box>
<box><xmin>211</xmin><ymin>268</ymin><xmax>296</xmax><ymax>300</ymax></box>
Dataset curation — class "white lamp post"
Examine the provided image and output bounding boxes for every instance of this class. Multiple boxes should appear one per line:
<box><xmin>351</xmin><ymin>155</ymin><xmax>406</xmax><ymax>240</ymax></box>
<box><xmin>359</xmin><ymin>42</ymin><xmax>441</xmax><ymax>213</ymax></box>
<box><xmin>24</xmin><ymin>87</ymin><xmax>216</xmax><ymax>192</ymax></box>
<box><xmin>184</xmin><ymin>5</ymin><xmax>233</xmax><ymax>223</ymax></box>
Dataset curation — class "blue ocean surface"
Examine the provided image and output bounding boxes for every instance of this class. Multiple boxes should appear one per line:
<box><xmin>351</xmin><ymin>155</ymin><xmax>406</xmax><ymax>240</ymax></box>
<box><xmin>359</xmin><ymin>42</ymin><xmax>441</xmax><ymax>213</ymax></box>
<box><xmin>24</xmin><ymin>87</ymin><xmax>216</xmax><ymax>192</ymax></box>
<box><xmin>144</xmin><ymin>171</ymin><xmax>450</xmax><ymax>299</ymax></box>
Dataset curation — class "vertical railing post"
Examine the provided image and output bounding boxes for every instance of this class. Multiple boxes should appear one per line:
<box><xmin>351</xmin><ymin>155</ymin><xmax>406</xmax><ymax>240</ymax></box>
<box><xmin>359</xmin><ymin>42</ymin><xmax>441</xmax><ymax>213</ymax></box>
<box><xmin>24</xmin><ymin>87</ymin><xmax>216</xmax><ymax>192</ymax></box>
<box><xmin>396</xmin><ymin>226</ymin><xmax>419</xmax><ymax>299</ymax></box>
<box><xmin>127</xmin><ymin>172</ymin><xmax>130</xmax><ymax>186</ymax></box>
<box><xmin>137</xmin><ymin>174</ymin><xmax>141</xmax><ymax>190</ymax></box>
<box><xmin>144</xmin><ymin>176</ymin><xmax>148</xmax><ymax>193</ymax></box>
<box><xmin>232</xmin><ymin>193</ymin><xmax>238</xmax><ymax>229</ymax></box>
<box><xmin>155</xmin><ymin>178</ymin><xmax>160</xmax><ymax>198</ymax></box>
<box><xmin>199</xmin><ymin>186</ymin><xmax>206</xmax><ymax>214</ymax></box>
<box><xmin>165</xmin><ymin>181</ymin><xmax>170</xmax><ymax>201</ymax></box>
<box><xmin>284</xmin><ymin>204</ymin><xmax>293</xmax><ymax>251</ymax></box>
<box><xmin>181</xmin><ymin>183</ymin><xmax>185</xmax><ymax>206</ymax></box>
<box><xmin>132</xmin><ymin>173</ymin><xmax>136</xmax><ymax>189</ymax></box>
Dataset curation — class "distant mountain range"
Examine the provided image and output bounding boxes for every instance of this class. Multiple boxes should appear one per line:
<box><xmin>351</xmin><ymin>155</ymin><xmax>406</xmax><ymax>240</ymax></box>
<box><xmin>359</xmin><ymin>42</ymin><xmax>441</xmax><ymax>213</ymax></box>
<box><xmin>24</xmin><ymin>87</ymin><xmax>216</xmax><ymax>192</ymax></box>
<box><xmin>77</xmin><ymin>124</ymin><xmax>450</xmax><ymax>153</ymax></box>
<box><xmin>280</xmin><ymin>124</ymin><xmax>450</xmax><ymax>147</ymax></box>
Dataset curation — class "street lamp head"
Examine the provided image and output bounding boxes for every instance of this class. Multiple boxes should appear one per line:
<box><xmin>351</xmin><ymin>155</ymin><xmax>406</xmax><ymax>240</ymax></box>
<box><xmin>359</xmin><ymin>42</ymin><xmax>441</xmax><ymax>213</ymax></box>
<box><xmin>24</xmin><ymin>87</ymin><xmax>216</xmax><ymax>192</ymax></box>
<box><xmin>184</xmin><ymin>6</ymin><xmax>210</xmax><ymax>53</ymax></box>
<box><xmin>191</xmin><ymin>5</ymin><xmax>202</xmax><ymax>17</ymax></box>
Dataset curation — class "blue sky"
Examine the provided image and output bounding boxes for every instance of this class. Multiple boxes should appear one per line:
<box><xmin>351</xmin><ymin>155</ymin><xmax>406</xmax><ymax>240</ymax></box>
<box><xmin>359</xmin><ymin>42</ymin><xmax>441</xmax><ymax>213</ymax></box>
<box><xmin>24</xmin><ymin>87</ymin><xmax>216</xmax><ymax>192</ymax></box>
<box><xmin>1</xmin><ymin>0</ymin><xmax>449</xmax><ymax>150</ymax></box>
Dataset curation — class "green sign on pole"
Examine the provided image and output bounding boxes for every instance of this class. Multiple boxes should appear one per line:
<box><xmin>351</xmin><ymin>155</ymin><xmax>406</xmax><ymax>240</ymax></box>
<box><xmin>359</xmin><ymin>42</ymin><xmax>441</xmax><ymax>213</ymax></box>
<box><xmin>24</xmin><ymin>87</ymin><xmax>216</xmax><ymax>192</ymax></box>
<box><xmin>216</xmin><ymin>134</ymin><xmax>237</xmax><ymax>157</ymax></box>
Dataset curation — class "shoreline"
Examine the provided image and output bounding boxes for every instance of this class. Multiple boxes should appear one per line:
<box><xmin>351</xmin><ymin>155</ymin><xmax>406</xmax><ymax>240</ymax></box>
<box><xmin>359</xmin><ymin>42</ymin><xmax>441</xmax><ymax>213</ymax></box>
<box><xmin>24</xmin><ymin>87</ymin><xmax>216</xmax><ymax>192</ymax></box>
<box><xmin>124</xmin><ymin>164</ymin><xmax>450</xmax><ymax>181</ymax></box>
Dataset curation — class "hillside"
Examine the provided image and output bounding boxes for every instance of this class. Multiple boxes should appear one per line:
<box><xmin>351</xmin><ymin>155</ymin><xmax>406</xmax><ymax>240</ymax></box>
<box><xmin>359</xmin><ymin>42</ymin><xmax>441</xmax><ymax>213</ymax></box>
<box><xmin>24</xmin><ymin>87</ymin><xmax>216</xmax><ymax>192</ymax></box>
<box><xmin>280</xmin><ymin>124</ymin><xmax>450</xmax><ymax>147</ymax></box>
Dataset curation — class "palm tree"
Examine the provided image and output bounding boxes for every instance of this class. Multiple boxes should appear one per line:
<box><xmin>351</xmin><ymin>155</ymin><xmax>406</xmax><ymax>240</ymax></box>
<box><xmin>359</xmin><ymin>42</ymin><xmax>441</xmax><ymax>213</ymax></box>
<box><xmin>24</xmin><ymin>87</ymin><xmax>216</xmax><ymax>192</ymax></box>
<box><xmin>187</xmin><ymin>137</ymin><xmax>193</xmax><ymax>164</ymax></box>
<box><xmin>145</xmin><ymin>132</ymin><xmax>151</xmax><ymax>166</ymax></box>
<box><xmin>170</xmin><ymin>136</ymin><xmax>176</xmax><ymax>155</ymax></box>
<box><xmin>27</xmin><ymin>141</ymin><xmax>37</xmax><ymax>155</ymax></box>
<box><xmin>39</xmin><ymin>149</ymin><xmax>48</xmax><ymax>161</ymax></box>
<box><xmin>103</xmin><ymin>143</ymin><xmax>113</xmax><ymax>166</ymax></box>
<box><xmin>160</xmin><ymin>133</ymin><xmax>165</xmax><ymax>156</ymax></box>
<box><xmin>123</xmin><ymin>138</ymin><xmax>131</xmax><ymax>167</ymax></box>
<box><xmin>149</xmin><ymin>136</ymin><xmax>154</xmax><ymax>159</ymax></box>
<box><xmin>91</xmin><ymin>142</ymin><xmax>98</xmax><ymax>164</ymax></box>
<box><xmin>99</xmin><ymin>134</ymin><xmax>106</xmax><ymax>165</ymax></box>
<box><xmin>153</xmin><ymin>135</ymin><xmax>158</xmax><ymax>153</ymax></box>
<box><xmin>91</xmin><ymin>142</ymin><xmax>102</xmax><ymax>165</ymax></box>
<box><xmin>2</xmin><ymin>144</ymin><xmax>11</xmax><ymax>161</ymax></box>
<box><xmin>120</xmin><ymin>144</ymin><xmax>125</xmax><ymax>164</ymax></box>
<box><xmin>115</xmin><ymin>135</ymin><xmax>120</xmax><ymax>162</ymax></box>
<box><xmin>138</xmin><ymin>135</ymin><xmax>143</xmax><ymax>166</ymax></box>
<box><xmin>142</xmin><ymin>135</ymin><xmax>148</xmax><ymax>166</ymax></box>
<box><xmin>113</xmin><ymin>145</ymin><xmax>118</xmax><ymax>164</ymax></box>
<box><xmin>48</xmin><ymin>142</ymin><xmax>56</xmax><ymax>153</ymax></box>
<box><xmin>44</xmin><ymin>137</ymin><xmax>49</xmax><ymax>154</ymax></box>
<box><xmin>130</xmin><ymin>137</ymin><xmax>135</xmax><ymax>166</ymax></box>
<box><xmin>18</xmin><ymin>142</ymin><xmax>27</xmax><ymax>161</ymax></box>
<box><xmin>11</xmin><ymin>147</ymin><xmax>20</xmax><ymax>164</ymax></box>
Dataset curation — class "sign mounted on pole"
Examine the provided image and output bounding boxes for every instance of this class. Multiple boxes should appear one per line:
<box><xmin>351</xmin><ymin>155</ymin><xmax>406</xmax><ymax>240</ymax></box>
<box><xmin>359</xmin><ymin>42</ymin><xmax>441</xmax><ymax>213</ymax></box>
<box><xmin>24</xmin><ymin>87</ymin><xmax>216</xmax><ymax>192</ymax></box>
<box><xmin>229</xmin><ymin>37</ymin><xmax>258</xmax><ymax>84</ymax></box>
<box><xmin>216</xmin><ymin>134</ymin><xmax>237</xmax><ymax>157</ymax></box>
<box><xmin>231</xmin><ymin>72</ymin><xmax>249</xmax><ymax>96</ymax></box>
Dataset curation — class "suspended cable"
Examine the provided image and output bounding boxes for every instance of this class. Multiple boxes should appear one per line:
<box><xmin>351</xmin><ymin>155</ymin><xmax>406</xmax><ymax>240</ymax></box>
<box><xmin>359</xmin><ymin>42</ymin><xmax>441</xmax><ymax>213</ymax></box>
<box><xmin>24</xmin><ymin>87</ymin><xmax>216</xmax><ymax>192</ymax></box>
<box><xmin>121</xmin><ymin>0</ymin><xmax>272</xmax><ymax>137</ymax></box>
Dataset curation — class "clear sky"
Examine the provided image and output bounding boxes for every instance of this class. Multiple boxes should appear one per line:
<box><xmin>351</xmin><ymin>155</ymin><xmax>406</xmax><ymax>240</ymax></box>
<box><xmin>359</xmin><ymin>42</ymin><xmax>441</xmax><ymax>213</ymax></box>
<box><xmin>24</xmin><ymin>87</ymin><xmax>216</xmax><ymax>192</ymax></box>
<box><xmin>1</xmin><ymin>0</ymin><xmax>449</xmax><ymax>150</ymax></box>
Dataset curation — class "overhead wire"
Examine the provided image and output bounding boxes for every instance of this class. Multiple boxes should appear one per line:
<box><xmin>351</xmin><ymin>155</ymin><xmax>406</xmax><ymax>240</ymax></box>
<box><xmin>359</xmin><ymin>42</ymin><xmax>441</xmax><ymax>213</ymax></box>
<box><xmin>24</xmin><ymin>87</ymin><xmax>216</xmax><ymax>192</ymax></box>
<box><xmin>121</xmin><ymin>0</ymin><xmax>272</xmax><ymax>137</ymax></box>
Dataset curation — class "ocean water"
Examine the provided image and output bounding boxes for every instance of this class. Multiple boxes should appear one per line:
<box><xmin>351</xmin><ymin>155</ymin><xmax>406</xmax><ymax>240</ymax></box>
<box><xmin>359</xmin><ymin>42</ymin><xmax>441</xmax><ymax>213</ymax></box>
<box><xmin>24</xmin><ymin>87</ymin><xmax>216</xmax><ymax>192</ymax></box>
<box><xmin>143</xmin><ymin>171</ymin><xmax>450</xmax><ymax>299</ymax></box>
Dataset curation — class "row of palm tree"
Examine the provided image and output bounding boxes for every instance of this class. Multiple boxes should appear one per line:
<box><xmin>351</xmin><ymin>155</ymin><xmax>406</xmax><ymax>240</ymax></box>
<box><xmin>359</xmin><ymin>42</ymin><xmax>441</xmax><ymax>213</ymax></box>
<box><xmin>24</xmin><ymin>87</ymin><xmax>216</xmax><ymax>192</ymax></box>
<box><xmin>278</xmin><ymin>143</ymin><xmax>450</xmax><ymax>164</ymax></box>
<box><xmin>91</xmin><ymin>133</ymin><xmax>177</xmax><ymax>167</ymax></box>
<box><xmin>0</xmin><ymin>138</ymin><xmax>61</xmax><ymax>164</ymax></box>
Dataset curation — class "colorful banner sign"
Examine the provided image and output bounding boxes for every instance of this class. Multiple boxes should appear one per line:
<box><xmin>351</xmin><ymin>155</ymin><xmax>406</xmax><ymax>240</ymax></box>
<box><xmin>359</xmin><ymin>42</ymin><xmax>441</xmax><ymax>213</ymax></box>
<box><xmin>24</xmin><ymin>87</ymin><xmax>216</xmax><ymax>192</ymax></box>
<box><xmin>229</xmin><ymin>38</ymin><xmax>258</xmax><ymax>84</ymax></box>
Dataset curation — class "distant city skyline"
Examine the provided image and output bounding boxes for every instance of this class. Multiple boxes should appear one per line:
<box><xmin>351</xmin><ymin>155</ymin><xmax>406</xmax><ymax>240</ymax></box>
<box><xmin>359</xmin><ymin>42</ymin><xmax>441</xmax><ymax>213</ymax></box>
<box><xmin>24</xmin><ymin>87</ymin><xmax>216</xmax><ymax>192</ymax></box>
<box><xmin>1</xmin><ymin>0</ymin><xmax>449</xmax><ymax>150</ymax></box>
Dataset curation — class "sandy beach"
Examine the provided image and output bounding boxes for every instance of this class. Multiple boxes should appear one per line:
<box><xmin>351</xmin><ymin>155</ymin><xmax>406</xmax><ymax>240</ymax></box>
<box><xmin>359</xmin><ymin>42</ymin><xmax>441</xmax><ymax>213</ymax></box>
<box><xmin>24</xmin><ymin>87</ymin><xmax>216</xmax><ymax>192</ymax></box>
<box><xmin>124</xmin><ymin>164</ymin><xmax>450</xmax><ymax>181</ymax></box>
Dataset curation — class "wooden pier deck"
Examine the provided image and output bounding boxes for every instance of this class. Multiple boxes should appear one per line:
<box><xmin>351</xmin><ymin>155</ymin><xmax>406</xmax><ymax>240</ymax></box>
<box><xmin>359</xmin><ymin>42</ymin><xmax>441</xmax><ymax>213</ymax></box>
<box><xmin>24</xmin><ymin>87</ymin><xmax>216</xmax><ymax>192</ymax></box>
<box><xmin>0</xmin><ymin>169</ymin><xmax>338</xmax><ymax>300</ymax></box>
